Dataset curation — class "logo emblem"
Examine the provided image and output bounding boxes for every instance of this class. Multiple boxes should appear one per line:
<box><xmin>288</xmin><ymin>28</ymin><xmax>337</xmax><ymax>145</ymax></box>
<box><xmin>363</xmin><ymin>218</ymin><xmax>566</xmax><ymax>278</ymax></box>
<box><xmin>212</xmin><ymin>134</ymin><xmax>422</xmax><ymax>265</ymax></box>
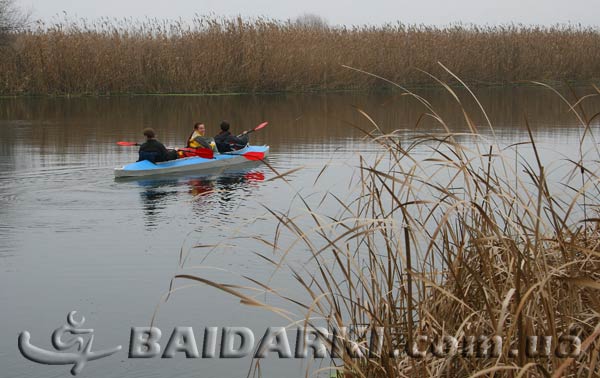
<box><xmin>18</xmin><ymin>311</ymin><xmax>122</xmax><ymax>375</ymax></box>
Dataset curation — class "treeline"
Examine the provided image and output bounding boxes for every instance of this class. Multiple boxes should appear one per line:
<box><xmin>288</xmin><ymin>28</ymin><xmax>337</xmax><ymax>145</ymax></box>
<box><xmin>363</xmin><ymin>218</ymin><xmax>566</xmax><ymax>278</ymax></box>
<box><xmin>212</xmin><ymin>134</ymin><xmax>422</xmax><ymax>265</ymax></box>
<box><xmin>1</xmin><ymin>16</ymin><xmax>599</xmax><ymax>95</ymax></box>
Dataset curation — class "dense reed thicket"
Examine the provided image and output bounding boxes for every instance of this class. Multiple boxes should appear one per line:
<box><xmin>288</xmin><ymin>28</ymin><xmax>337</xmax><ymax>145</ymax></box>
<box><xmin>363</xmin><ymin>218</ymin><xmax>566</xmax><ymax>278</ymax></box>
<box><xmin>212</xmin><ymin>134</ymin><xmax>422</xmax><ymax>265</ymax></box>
<box><xmin>0</xmin><ymin>16</ymin><xmax>599</xmax><ymax>95</ymax></box>
<box><xmin>173</xmin><ymin>73</ymin><xmax>600</xmax><ymax>377</ymax></box>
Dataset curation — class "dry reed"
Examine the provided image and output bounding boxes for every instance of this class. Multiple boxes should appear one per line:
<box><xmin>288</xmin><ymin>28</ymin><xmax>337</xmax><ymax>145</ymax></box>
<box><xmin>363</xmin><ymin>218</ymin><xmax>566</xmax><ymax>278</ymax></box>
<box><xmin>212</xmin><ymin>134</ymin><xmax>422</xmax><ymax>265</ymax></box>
<box><xmin>1</xmin><ymin>16</ymin><xmax>600</xmax><ymax>95</ymax></box>
<box><xmin>171</xmin><ymin>67</ymin><xmax>600</xmax><ymax>377</ymax></box>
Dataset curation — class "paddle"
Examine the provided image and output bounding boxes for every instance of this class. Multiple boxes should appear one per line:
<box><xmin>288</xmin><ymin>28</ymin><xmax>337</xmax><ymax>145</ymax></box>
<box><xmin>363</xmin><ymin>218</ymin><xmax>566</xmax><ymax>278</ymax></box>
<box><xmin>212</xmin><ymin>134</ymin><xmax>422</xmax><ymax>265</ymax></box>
<box><xmin>116</xmin><ymin>141</ymin><xmax>139</xmax><ymax>146</ymax></box>
<box><xmin>241</xmin><ymin>151</ymin><xmax>266</xmax><ymax>161</ymax></box>
<box><xmin>116</xmin><ymin>141</ymin><xmax>176</xmax><ymax>150</ymax></box>
<box><xmin>237</xmin><ymin>122</ymin><xmax>268</xmax><ymax>137</ymax></box>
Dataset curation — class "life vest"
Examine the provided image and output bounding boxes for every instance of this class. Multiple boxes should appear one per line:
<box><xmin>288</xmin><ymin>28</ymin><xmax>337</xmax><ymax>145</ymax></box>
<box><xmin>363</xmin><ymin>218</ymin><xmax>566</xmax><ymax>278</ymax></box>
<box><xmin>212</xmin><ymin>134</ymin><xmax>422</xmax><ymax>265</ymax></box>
<box><xmin>188</xmin><ymin>131</ymin><xmax>216</xmax><ymax>151</ymax></box>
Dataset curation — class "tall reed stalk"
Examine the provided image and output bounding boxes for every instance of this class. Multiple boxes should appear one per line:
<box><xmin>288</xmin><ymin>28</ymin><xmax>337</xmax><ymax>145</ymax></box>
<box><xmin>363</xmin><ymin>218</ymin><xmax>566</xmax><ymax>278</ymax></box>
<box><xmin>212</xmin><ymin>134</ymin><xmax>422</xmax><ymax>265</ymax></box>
<box><xmin>173</xmin><ymin>68</ymin><xmax>600</xmax><ymax>377</ymax></box>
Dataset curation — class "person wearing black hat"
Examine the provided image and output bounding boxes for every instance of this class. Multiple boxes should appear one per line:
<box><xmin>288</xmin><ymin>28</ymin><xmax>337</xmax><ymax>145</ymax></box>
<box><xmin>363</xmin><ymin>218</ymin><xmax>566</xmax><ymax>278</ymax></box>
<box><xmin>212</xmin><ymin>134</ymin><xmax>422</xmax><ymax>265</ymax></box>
<box><xmin>213</xmin><ymin>121</ymin><xmax>249</xmax><ymax>153</ymax></box>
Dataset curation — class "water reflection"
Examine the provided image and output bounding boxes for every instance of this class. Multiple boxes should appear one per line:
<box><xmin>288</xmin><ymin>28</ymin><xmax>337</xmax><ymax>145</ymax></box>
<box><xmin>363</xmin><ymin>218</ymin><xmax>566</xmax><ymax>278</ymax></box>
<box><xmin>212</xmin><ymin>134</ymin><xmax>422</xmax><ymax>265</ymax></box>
<box><xmin>2</xmin><ymin>87</ymin><xmax>600</xmax><ymax>378</ymax></box>
<box><xmin>188</xmin><ymin>171</ymin><xmax>265</xmax><ymax>198</ymax></box>
<box><xmin>132</xmin><ymin>164</ymin><xmax>266</xmax><ymax>229</ymax></box>
<box><xmin>138</xmin><ymin>186</ymin><xmax>178</xmax><ymax>229</ymax></box>
<box><xmin>1</xmin><ymin>85</ymin><xmax>599</xmax><ymax>157</ymax></box>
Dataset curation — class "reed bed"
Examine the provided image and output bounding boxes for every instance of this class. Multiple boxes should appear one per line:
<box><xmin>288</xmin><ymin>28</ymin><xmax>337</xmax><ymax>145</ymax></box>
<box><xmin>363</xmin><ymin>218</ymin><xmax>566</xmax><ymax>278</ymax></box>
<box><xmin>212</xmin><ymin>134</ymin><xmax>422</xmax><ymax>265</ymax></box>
<box><xmin>172</xmin><ymin>70</ymin><xmax>600</xmax><ymax>377</ymax></box>
<box><xmin>1</xmin><ymin>16</ymin><xmax>600</xmax><ymax>95</ymax></box>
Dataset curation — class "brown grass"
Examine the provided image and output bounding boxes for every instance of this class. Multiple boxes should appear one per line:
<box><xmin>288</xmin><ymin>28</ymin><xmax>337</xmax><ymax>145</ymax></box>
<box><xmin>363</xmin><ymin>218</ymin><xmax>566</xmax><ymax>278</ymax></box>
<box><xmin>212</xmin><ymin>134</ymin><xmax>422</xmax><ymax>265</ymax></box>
<box><xmin>170</xmin><ymin>68</ymin><xmax>600</xmax><ymax>377</ymax></box>
<box><xmin>1</xmin><ymin>16</ymin><xmax>600</xmax><ymax>95</ymax></box>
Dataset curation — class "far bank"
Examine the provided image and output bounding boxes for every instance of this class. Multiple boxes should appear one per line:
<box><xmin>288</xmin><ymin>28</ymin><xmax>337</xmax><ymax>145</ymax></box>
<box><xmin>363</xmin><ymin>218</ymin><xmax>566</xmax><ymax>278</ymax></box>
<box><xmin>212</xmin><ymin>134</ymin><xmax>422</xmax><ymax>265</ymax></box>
<box><xmin>1</xmin><ymin>17</ymin><xmax>599</xmax><ymax>96</ymax></box>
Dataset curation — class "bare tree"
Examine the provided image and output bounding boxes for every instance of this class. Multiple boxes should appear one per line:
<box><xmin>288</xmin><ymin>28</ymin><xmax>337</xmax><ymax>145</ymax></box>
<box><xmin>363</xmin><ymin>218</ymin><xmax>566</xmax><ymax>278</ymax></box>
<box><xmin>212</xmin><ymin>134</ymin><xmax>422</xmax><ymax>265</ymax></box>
<box><xmin>0</xmin><ymin>0</ymin><xmax>28</xmax><ymax>44</ymax></box>
<box><xmin>293</xmin><ymin>13</ymin><xmax>328</xmax><ymax>30</ymax></box>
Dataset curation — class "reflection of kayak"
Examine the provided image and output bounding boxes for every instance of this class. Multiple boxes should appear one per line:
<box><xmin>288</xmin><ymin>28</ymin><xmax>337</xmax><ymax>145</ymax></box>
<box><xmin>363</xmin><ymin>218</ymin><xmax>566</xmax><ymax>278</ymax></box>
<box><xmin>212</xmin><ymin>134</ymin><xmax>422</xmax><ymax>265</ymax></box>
<box><xmin>114</xmin><ymin>145</ymin><xmax>269</xmax><ymax>178</ymax></box>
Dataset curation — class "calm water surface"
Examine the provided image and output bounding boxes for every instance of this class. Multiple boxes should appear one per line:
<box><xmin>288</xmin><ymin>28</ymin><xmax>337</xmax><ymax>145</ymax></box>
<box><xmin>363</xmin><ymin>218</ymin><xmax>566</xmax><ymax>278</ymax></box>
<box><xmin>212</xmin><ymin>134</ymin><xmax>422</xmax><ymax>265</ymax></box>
<box><xmin>1</xmin><ymin>87</ymin><xmax>599</xmax><ymax>378</ymax></box>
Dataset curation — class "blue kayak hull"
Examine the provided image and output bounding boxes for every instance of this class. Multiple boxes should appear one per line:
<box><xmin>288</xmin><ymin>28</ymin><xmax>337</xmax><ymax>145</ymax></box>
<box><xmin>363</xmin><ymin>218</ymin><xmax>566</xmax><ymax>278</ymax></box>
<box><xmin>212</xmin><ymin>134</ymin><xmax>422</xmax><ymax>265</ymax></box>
<box><xmin>114</xmin><ymin>145</ymin><xmax>269</xmax><ymax>178</ymax></box>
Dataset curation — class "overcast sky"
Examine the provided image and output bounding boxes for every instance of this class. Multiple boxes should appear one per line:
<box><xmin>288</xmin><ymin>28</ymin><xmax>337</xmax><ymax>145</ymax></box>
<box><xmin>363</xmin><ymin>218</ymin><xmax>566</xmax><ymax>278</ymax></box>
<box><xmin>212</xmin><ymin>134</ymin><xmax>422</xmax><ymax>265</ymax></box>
<box><xmin>16</xmin><ymin>0</ymin><xmax>600</xmax><ymax>27</ymax></box>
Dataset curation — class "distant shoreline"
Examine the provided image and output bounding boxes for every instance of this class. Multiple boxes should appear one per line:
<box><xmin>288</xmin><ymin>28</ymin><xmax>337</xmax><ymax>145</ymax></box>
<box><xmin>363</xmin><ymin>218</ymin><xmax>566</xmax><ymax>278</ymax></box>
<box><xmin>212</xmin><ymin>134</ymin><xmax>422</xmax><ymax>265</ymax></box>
<box><xmin>0</xmin><ymin>80</ymin><xmax>596</xmax><ymax>99</ymax></box>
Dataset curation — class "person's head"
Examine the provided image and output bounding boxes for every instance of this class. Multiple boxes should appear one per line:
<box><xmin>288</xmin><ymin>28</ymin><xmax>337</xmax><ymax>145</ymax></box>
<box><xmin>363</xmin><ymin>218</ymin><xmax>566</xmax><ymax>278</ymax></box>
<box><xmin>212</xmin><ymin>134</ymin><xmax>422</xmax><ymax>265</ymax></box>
<box><xmin>143</xmin><ymin>128</ymin><xmax>156</xmax><ymax>139</ymax></box>
<box><xmin>194</xmin><ymin>122</ymin><xmax>206</xmax><ymax>135</ymax></box>
<box><xmin>220</xmin><ymin>121</ymin><xmax>230</xmax><ymax>132</ymax></box>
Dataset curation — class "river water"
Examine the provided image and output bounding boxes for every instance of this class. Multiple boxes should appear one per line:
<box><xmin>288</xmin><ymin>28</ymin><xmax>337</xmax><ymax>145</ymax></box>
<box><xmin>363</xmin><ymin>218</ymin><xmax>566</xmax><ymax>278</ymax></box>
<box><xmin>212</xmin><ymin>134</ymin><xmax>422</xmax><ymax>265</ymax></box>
<box><xmin>1</xmin><ymin>86</ymin><xmax>599</xmax><ymax>378</ymax></box>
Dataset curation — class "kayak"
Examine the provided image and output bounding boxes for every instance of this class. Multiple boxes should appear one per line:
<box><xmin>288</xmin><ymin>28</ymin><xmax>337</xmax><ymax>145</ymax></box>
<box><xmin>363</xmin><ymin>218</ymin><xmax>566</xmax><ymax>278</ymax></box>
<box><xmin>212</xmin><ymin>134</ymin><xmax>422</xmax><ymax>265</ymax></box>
<box><xmin>114</xmin><ymin>145</ymin><xmax>269</xmax><ymax>178</ymax></box>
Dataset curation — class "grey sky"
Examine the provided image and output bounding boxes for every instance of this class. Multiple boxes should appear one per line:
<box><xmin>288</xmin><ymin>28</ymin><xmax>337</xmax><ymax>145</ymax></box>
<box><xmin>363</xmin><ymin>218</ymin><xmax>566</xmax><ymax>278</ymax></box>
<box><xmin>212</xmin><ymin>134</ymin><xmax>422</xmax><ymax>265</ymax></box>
<box><xmin>16</xmin><ymin>0</ymin><xmax>600</xmax><ymax>27</ymax></box>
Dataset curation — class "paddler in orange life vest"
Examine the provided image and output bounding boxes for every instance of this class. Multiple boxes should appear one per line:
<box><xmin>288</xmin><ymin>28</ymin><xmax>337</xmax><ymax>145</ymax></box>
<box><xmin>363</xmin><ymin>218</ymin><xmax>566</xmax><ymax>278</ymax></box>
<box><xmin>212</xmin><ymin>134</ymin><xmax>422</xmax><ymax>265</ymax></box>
<box><xmin>187</xmin><ymin>123</ymin><xmax>216</xmax><ymax>150</ymax></box>
<box><xmin>178</xmin><ymin>122</ymin><xmax>217</xmax><ymax>158</ymax></box>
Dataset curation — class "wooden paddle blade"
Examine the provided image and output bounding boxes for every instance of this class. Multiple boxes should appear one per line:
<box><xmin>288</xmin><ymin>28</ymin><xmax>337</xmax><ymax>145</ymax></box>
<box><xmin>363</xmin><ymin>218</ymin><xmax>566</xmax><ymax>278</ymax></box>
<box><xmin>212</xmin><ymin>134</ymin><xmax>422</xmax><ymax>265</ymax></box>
<box><xmin>243</xmin><ymin>151</ymin><xmax>265</xmax><ymax>161</ymax></box>
<box><xmin>116</xmin><ymin>141</ymin><xmax>139</xmax><ymax>146</ymax></box>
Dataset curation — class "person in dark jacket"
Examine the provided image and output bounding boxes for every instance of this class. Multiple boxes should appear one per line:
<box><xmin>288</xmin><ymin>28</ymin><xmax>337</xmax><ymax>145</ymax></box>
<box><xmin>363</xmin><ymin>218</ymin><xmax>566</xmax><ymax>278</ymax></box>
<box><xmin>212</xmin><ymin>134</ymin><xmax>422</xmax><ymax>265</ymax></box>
<box><xmin>213</xmin><ymin>121</ymin><xmax>249</xmax><ymax>153</ymax></box>
<box><xmin>138</xmin><ymin>128</ymin><xmax>178</xmax><ymax>163</ymax></box>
